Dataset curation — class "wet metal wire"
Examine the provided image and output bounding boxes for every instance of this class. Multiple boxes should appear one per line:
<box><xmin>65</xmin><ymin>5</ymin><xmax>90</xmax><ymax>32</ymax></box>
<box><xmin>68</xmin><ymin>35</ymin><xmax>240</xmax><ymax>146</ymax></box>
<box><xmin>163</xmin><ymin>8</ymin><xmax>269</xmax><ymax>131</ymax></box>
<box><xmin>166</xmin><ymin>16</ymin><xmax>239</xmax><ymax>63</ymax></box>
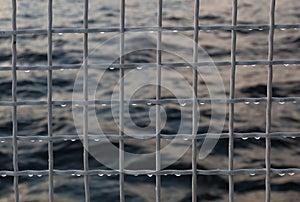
<box><xmin>2</xmin><ymin>0</ymin><xmax>300</xmax><ymax>202</ymax></box>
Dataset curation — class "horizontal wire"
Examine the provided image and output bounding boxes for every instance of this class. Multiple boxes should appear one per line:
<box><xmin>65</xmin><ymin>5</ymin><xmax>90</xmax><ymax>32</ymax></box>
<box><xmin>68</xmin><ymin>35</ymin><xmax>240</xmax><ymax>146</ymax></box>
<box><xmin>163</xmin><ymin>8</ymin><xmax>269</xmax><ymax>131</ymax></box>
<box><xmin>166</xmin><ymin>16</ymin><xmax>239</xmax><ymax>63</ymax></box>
<box><xmin>0</xmin><ymin>97</ymin><xmax>299</xmax><ymax>106</ymax></box>
<box><xmin>0</xmin><ymin>60</ymin><xmax>300</xmax><ymax>71</ymax></box>
<box><xmin>0</xmin><ymin>24</ymin><xmax>300</xmax><ymax>36</ymax></box>
<box><xmin>0</xmin><ymin>132</ymin><xmax>299</xmax><ymax>142</ymax></box>
<box><xmin>0</xmin><ymin>168</ymin><xmax>299</xmax><ymax>177</ymax></box>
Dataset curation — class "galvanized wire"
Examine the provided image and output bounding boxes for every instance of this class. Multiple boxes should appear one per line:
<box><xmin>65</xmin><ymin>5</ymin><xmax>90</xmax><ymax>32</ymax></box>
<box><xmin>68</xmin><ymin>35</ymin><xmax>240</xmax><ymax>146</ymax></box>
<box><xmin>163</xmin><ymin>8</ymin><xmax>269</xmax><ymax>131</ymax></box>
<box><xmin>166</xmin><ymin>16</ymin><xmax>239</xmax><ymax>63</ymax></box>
<box><xmin>1</xmin><ymin>0</ymin><xmax>299</xmax><ymax>201</ymax></box>
<box><xmin>228</xmin><ymin>0</ymin><xmax>238</xmax><ymax>201</ymax></box>
<box><xmin>47</xmin><ymin>0</ymin><xmax>54</xmax><ymax>201</ymax></box>
<box><xmin>11</xmin><ymin>0</ymin><xmax>19</xmax><ymax>201</ymax></box>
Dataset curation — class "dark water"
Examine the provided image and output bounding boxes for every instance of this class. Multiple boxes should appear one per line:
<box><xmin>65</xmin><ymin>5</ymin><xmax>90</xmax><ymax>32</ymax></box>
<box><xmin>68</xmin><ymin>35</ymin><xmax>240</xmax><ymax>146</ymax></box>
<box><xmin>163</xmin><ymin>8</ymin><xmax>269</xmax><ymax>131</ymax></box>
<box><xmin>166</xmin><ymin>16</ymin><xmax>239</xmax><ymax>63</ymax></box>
<box><xmin>0</xmin><ymin>0</ymin><xmax>300</xmax><ymax>201</ymax></box>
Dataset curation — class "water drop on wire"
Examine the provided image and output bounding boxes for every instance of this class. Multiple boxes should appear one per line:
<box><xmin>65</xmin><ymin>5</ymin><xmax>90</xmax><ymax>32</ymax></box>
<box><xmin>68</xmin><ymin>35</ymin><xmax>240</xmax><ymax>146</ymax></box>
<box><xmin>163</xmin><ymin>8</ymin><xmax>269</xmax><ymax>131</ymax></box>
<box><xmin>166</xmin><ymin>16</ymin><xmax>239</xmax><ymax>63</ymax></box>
<box><xmin>180</xmin><ymin>103</ymin><xmax>186</xmax><ymax>107</ymax></box>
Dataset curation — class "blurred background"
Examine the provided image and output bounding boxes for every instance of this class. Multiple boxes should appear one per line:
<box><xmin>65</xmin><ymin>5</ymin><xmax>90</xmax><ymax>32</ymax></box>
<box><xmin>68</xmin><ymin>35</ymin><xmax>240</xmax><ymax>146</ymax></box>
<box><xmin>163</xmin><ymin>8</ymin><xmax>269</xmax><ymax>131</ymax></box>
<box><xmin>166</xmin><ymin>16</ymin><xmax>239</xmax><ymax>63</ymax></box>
<box><xmin>0</xmin><ymin>0</ymin><xmax>299</xmax><ymax>201</ymax></box>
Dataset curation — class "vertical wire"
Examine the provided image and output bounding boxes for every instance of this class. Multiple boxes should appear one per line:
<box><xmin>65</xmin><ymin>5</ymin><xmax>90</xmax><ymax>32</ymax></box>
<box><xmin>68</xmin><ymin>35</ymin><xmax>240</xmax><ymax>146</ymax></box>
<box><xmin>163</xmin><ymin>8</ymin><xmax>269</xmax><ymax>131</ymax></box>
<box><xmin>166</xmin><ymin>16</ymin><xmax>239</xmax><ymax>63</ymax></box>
<box><xmin>229</xmin><ymin>0</ymin><xmax>238</xmax><ymax>201</ymax></box>
<box><xmin>47</xmin><ymin>0</ymin><xmax>54</xmax><ymax>201</ymax></box>
<box><xmin>192</xmin><ymin>1</ymin><xmax>199</xmax><ymax>202</ymax></box>
<box><xmin>83</xmin><ymin>0</ymin><xmax>90</xmax><ymax>201</ymax></box>
<box><xmin>266</xmin><ymin>0</ymin><xmax>276</xmax><ymax>201</ymax></box>
<box><xmin>156</xmin><ymin>0</ymin><xmax>162</xmax><ymax>201</ymax></box>
<box><xmin>119</xmin><ymin>0</ymin><xmax>125</xmax><ymax>201</ymax></box>
<box><xmin>11</xmin><ymin>0</ymin><xmax>19</xmax><ymax>201</ymax></box>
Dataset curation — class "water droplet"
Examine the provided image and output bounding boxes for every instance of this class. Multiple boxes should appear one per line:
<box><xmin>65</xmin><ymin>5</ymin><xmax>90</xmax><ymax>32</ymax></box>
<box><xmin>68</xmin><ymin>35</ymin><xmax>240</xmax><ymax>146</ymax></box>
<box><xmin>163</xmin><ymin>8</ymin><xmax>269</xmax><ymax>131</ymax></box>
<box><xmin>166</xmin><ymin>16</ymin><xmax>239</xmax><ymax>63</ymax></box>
<box><xmin>147</xmin><ymin>174</ymin><xmax>153</xmax><ymax>177</ymax></box>
<box><xmin>164</xmin><ymin>174</ymin><xmax>168</xmax><ymax>176</ymax></box>
<box><xmin>186</xmin><ymin>66</ymin><xmax>191</xmax><ymax>69</ymax></box>
<box><xmin>71</xmin><ymin>173</ymin><xmax>76</xmax><ymax>176</ymax></box>
<box><xmin>291</xmin><ymin>136</ymin><xmax>296</xmax><ymax>139</ymax></box>
<box><xmin>278</xmin><ymin>173</ymin><xmax>285</xmax><ymax>176</ymax></box>
<box><xmin>58</xmin><ymin>33</ymin><xmax>63</xmax><ymax>36</ymax></box>
<box><xmin>64</xmin><ymin>139</ymin><xmax>68</xmax><ymax>141</ymax></box>
<box><xmin>1</xmin><ymin>174</ymin><xmax>7</xmax><ymax>177</ymax></box>
<box><xmin>98</xmin><ymin>173</ymin><xmax>104</xmax><ymax>177</ymax></box>
<box><xmin>136</xmin><ymin>66</ymin><xmax>143</xmax><ymax>70</ymax></box>
<box><xmin>173</xmin><ymin>30</ymin><xmax>178</xmax><ymax>33</ymax></box>
<box><xmin>60</xmin><ymin>68</ymin><xmax>64</xmax><ymax>71</ymax></box>
<box><xmin>200</xmin><ymin>102</ymin><xmax>205</xmax><ymax>105</ymax></box>
<box><xmin>242</xmin><ymin>137</ymin><xmax>248</xmax><ymax>140</ymax></box>
<box><xmin>258</xmin><ymin>28</ymin><xmax>264</xmax><ymax>31</ymax></box>
<box><xmin>244</xmin><ymin>101</ymin><xmax>250</xmax><ymax>105</ymax></box>
<box><xmin>109</xmin><ymin>67</ymin><xmax>115</xmax><ymax>70</ymax></box>
<box><xmin>25</xmin><ymin>70</ymin><xmax>30</xmax><ymax>73</ymax></box>
<box><xmin>243</xmin><ymin>65</ymin><xmax>248</xmax><ymax>67</ymax></box>
<box><xmin>147</xmin><ymin>102</ymin><xmax>152</xmax><ymax>106</ymax></box>
<box><xmin>31</xmin><ymin>140</ymin><xmax>35</xmax><ymax>143</ymax></box>
<box><xmin>1</xmin><ymin>140</ymin><xmax>5</xmax><ymax>143</ymax></box>
<box><xmin>38</xmin><ymin>140</ymin><xmax>43</xmax><ymax>143</ymax></box>
<box><xmin>101</xmin><ymin>103</ymin><xmax>107</xmax><ymax>106</ymax></box>
<box><xmin>28</xmin><ymin>174</ymin><xmax>33</xmax><ymax>177</ymax></box>
<box><xmin>251</xmin><ymin>64</ymin><xmax>256</xmax><ymax>67</ymax></box>
<box><xmin>61</xmin><ymin>104</ymin><xmax>67</xmax><ymax>107</ymax></box>
<box><xmin>248</xmin><ymin>29</ymin><xmax>253</xmax><ymax>31</ymax></box>
<box><xmin>132</xmin><ymin>103</ymin><xmax>137</xmax><ymax>106</ymax></box>
<box><xmin>71</xmin><ymin>139</ymin><xmax>76</xmax><ymax>142</ymax></box>
<box><xmin>175</xmin><ymin>174</ymin><xmax>181</xmax><ymax>177</ymax></box>
<box><xmin>279</xmin><ymin>101</ymin><xmax>285</xmax><ymax>105</ymax></box>
<box><xmin>284</xmin><ymin>64</ymin><xmax>289</xmax><ymax>67</ymax></box>
<box><xmin>280</xmin><ymin>28</ymin><xmax>286</xmax><ymax>31</ymax></box>
<box><xmin>37</xmin><ymin>174</ymin><xmax>43</xmax><ymax>177</ymax></box>
<box><xmin>107</xmin><ymin>174</ymin><xmax>111</xmax><ymax>176</ymax></box>
<box><xmin>184</xmin><ymin>138</ymin><xmax>188</xmax><ymax>141</ymax></box>
<box><xmin>74</xmin><ymin>104</ymin><xmax>80</xmax><ymax>107</ymax></box>
<box><xmin>255</xmin><ymin>137</ymin><xmax>261</xmax><ymax>140</ymax></box>
<box><xmin>100</xmin><ymin>32</ymin><xmax>105</xmax><ymax>34</ymax></box>
<box><xmin>254</xmin><ymin>101</ymin><xmax>260</xmax><ymax>105</ymax></box>
<box><xmin>250</xmin><ymin>173</ymin><xmax>256</xmax><ymax>176</ymax></box>
<box><xmin>288</xmin><ymin>172</ymin><xmax>295</xmax><ymax>176</ymax></box>
<box><xmin>94</xmin><ymin>139</ymin><xmax>100</xmax><ymax>142</ymax></box>
<box><xmin>76</xmin><ymin>174</ymin><xmax>81</xmax><ymax>177</ymax></box>
<box><xmin>180</xmin><ymin>103</ymin><xmax>186</xmax><ymax>107</ymax></box>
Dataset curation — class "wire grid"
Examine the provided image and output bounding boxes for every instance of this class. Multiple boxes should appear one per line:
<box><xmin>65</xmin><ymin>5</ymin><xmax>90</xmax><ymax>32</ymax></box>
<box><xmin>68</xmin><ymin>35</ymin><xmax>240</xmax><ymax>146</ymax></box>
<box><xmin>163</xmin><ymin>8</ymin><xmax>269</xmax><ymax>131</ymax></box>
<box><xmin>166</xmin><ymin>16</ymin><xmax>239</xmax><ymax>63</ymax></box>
<box><xmin>0</xmin><ymin>0</ymin><xmax>300</xmax><ymax>202</ymax></box>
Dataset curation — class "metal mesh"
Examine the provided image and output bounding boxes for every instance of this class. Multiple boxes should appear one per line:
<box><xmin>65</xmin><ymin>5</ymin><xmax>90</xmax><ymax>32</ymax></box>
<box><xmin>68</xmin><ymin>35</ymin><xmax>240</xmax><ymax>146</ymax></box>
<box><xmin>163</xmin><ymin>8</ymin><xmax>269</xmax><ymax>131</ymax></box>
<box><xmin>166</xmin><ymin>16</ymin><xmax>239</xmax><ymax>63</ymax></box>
<box><xmin>0</xmin><ymin>0</ymin><xmax>300</xmax><ymax>202</ymax></box>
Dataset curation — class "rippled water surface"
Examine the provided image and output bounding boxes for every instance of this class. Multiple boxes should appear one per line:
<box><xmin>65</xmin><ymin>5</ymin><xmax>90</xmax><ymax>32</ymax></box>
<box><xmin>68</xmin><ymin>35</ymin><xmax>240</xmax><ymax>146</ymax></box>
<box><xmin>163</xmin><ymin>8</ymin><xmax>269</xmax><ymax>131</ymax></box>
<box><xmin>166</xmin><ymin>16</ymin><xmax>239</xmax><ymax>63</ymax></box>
<box><xmin>0</xmin><ymin>0</ymin><xmax>300</xmax><ymax>201</ymax></box>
